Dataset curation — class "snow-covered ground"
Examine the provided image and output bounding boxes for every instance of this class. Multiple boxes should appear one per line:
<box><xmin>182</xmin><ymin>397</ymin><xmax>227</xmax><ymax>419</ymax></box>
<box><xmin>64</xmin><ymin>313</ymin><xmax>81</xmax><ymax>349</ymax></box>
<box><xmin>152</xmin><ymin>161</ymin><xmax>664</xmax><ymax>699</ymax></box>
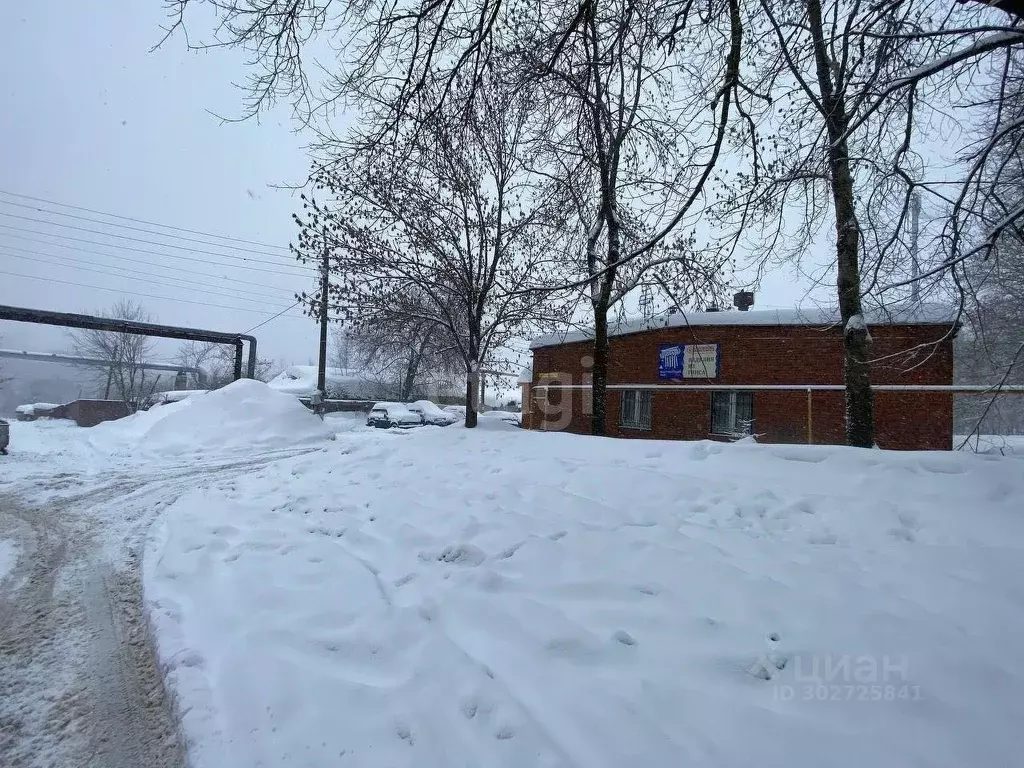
<box><xmin>141</xmin><ymin>422</ymin><xmax>1024</xmax><ymax>767</ymax></box>
<box><xmin>0</xmin><ymin>381</ymin><xmax>337</xmax><ymax>766</ymax></box>
<box><xmin>5</xmin><ymin>385</ymin><xmax>1023</xmax><ymax>767</ymax></box>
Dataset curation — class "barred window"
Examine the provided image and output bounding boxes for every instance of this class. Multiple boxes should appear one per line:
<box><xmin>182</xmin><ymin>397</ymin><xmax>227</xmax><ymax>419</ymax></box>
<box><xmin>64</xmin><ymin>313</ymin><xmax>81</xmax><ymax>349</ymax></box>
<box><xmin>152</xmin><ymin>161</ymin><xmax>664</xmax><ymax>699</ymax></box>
<box><xmin>711</xmin><ymin>391</ymin><xmax>754</xmax><ymax>436</ymax></box>
<box><xmin>620</xmin><ymin>389</ymin><xmax>652</xmax><ymax>430</ymax></box>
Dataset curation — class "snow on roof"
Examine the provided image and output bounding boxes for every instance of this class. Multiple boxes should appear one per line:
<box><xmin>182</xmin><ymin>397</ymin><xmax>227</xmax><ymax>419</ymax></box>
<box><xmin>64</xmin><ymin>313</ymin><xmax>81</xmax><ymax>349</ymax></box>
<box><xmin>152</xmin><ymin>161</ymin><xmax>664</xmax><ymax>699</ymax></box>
<box><xmin>518</xmin><ymin>365</ymin><xmax>533</xmax><ymax>384</ymax></box>
<box><xmin>530</xmin><ymin>302</ymin><xmax>957</xmax><ymax>349</ymax></box>
<box><xmin>15</xmin><ymin>402</ymin><xmax>61</xmax><ymax>415</ymax></box>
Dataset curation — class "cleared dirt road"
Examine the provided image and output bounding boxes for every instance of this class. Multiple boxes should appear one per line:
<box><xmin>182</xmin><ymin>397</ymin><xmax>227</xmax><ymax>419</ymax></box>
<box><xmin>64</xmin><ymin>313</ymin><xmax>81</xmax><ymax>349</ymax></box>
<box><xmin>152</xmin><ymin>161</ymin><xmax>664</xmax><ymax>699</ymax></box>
<box><xmin>0</xmin><ymin>448</ymin><xmax>318</xmax><ymax>767</ymax></box>
<box><xmin>0</xmin><ymin>484</ymin><xmax>186</xmax><ymax>767</ymax></box>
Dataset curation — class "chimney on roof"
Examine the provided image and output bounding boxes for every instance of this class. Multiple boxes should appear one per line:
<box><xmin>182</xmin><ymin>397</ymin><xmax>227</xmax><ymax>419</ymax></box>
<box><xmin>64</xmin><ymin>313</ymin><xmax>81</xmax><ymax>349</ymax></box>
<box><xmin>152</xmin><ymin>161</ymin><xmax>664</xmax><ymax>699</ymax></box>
<box><xmin>733</xmin><ymin>290</ymin><xmax>755</xmax><ymax>312</ymax></box>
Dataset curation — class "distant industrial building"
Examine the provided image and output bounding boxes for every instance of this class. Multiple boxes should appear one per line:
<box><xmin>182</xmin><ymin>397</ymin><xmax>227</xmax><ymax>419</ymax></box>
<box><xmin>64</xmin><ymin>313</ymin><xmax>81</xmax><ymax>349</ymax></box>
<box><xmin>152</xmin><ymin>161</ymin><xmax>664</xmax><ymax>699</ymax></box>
<box><xmin>522</xmin><ymin>304</ymin><xmax>957</xmax><ymax>451</ymax></box>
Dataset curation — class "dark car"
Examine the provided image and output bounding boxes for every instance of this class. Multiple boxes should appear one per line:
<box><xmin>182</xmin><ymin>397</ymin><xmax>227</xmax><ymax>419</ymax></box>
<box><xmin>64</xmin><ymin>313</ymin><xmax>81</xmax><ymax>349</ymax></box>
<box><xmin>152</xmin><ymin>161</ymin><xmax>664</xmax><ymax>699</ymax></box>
<box><xmin>366</xmin><ymin>402</ymin><xmax>423</xmax><ymax>429</ymax></box>
<box><xmin>0</xmin><ymin>418</ymin><xmax>9</xmax><ymax>455</ymax></box>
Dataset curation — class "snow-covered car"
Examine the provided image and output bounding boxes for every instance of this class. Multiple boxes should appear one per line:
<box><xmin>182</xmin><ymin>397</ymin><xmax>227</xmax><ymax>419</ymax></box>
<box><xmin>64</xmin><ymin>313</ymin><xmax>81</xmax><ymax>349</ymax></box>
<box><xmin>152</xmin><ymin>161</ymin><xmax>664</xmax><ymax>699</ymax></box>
<box><xmin>0</xmin><ymin>418</ymin><xmax>9</xmax><ymax>455</ymax></box>
<box><xmin>480</xmin><ymin>410</ymin><xmax>521</xmax><ymax>425</ymax></box>
<box><xmin>142</xmin><ymin>390</ymin><xmax>208</xmax><ymax>410</ymax></box>
<box><xmin>366</xmin><ymin>403</ymin><xmax>423</xmax><ymax>429</ymax></box>
<box><xmin>407</xmin><ymin>400</ymin><xmax>459</xmax><ymax>426</ymax></box>
<box><xmin>442</xmin><ymin>405</ymin><xmax>466</xmax><ymax>419</ymax></box>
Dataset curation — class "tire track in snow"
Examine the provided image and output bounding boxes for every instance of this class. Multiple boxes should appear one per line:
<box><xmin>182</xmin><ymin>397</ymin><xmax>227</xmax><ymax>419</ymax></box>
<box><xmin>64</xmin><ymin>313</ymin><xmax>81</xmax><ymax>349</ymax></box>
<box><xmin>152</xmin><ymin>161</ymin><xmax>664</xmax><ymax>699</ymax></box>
<box><xmin>0</xmin><ymin>448</ymin><xmax>323</xmax><ymax>767</ymax></box>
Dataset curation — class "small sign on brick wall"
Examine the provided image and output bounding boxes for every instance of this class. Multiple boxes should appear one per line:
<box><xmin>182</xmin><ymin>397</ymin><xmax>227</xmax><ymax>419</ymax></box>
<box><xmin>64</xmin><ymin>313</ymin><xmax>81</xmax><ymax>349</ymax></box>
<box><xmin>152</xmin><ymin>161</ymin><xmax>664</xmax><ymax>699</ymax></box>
<box><xmin>658</xmin><ymin>343</ymin><xmax>720</xmax><ymax>379</ymax></box>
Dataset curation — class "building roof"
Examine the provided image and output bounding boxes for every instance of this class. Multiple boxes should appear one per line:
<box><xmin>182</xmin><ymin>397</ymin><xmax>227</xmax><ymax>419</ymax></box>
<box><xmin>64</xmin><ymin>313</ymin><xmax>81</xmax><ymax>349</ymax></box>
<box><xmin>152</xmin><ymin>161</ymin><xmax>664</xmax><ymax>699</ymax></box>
<box><xmin>529</xmin><ymin>302</ymin><xmax>958</xmax><ymax>349</ymax></box>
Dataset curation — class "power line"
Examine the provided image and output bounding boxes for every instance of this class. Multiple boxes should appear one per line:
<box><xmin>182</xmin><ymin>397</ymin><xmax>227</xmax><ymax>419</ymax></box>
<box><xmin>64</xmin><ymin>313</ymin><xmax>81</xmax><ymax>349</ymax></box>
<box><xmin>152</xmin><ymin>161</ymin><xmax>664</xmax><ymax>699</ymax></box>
<box><xmin>0</xmin><ymin>197</ymin><xmax>291</xmax><ymax>260</ymax></box>
<box><xmin>0</xmin><ymin>225</ymin><xmax>314</xmax><ymax>279</ymax></box>
<box><xmin>0</xmin><ymin>188</ymin><xmax>293</xmax><ymax>253</ymax></box>
<box><xmin>0</xmin><ymin>211</ymin><xmax>317</xmax><ymax>272</ymax></box>
<box><xmin>0</xmin><ymin>268</ymin><xmax>309</xmax><ymax>318</ymax></box>
<box><xmin>1</xmin><ymin>249</ymin><xmax>297</xmax><ymax>308</ymax></box>
<box><xmin>244</xmin><ymin>300</ymin><xmax>306</xmax><ymax>334</ymax></box>
<box><xmin>0</xmin><ymin>230</ymin><xmax>309</xmax><ymax>290</ymax></box>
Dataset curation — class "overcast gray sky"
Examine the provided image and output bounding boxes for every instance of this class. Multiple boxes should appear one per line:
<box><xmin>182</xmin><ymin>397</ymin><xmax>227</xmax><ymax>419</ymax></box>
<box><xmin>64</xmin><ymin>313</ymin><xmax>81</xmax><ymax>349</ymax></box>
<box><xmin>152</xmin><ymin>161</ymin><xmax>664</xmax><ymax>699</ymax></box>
<box><xmin>0</xmin><ymin>1</ymin><xmax>815</xmax><ymax>371</ymax></box>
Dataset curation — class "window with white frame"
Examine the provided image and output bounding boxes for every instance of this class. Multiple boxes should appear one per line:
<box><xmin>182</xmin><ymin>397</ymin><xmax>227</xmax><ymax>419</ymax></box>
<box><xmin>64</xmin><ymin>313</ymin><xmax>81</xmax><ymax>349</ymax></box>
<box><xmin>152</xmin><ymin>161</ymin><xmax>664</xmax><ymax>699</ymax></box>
<box><xmin>710</xmin><ymin>391</ymin><xmax>754</xmax><ymax>436</ymax></box>
<box><xmin>620</xmin><ymin>389</ymin><xmax>652</xmax><ymax>430</ymax></box>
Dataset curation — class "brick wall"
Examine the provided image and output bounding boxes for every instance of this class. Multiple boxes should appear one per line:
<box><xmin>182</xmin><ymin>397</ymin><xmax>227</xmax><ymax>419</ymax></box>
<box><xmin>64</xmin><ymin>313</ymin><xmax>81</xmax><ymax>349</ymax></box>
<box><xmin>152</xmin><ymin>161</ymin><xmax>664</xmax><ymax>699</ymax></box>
<box><xmin>53</xmin><ymin>399</ymin><xmax>132</xmax><ymax>427</ymax></box>
<box><xmin>527</xmin><ymin>322</ymin><xmax>954</xmax><ymax>450</ymax></box>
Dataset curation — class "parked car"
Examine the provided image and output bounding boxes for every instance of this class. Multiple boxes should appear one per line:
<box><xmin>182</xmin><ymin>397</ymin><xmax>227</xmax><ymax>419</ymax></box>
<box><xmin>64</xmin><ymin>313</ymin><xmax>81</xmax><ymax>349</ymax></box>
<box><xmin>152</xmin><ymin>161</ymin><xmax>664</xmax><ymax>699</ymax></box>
<box><xmin>0</xmin><ymin>418</ymin><xmax>9</xmax><ymax>455</ymax></box>
<box><xmin>407</xmin><ymin>400</ymin><xmax>459</xmax><ymax>426</ymax></box>
<box><xmin>480</xmin><ymin>410</ymin><xmax>522</xmax><ymax>425</ymax></box>
<box><xmin>366</xmin><ymin>402</ymin><xmax>423</xmax><ymax>429</ymax></box>
<box><xmin>441</xmin><ymin>405</ymin><xmax>467</xmax><ymax>419</ymax></box>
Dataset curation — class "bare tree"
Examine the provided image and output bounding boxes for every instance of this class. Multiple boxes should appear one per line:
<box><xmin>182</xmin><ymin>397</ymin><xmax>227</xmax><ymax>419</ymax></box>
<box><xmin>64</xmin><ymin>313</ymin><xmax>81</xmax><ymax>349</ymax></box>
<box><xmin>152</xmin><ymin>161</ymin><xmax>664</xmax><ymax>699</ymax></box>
<box><xmin>339</xmin><ymin>303</ymin><xmax>463</xmax><ymax>401</ymax></box>
<box><xmin>177</xmin><ymin>340</ymin><xmax>276</xmax><ymax>389</ymax></box>
<box><xmin>956</xmin><ymin>56</ymin><xmax>1024</xmax><ymax>437</ymax></box>
<box><xmin>162</xmin><ymin>0</ymin><xmax>527</xmax><ymax>151</ymax></box>
<box><xmin>294</xmin><ymin>73</ymin><xmax>566</xmax><ymax>427</ymax></box>
<box><xmin>512</xmin><ymin>0</ymin><xmax>744</xmax><ymax>434</ymax></box>
<box><xmin>730</xmin><ymin>0</ymin><xmax>1024</xmax><ymax>447</ymax></box>
<box><xmin>67</xmin><ymin>300</ymin><xmax>160</xmax><ymax>410</ymax></box>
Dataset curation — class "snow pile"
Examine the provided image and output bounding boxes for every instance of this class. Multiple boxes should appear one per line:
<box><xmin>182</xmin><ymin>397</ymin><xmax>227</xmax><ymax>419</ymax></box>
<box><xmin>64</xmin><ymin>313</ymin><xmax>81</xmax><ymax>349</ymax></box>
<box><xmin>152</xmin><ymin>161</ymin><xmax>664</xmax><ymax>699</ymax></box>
<box><xmin>90</xmin><ymin>380</ymin><xmax>333</xmax><ymax>457</ymax></box>
<box><xmin>145</xmin><ymin>390</ymin><xmax>208</xmax><ymax>407</ymax></box>
<box><xmin>267</xmin><ymin>365</ymin><xmax>375</xmax><ymax>398</ymax></box>
<box><xmin>1</xmin><ymin>419</ymin><xmax>112</xmax><ymax>481</ymax></box>
<box><xmin>145</xmin><ymin>429</ymin><xmax>1024</xmax><ymax>767</ymax></box>
<box><xmin>137</xmin><ymin>379</ymin><xmax>334</xmax><ymax>455</ymax></box>
<box><xmin>91</xmin><ymin>398</ymin><xmax>195</xmax><ymax>444</ymax></box>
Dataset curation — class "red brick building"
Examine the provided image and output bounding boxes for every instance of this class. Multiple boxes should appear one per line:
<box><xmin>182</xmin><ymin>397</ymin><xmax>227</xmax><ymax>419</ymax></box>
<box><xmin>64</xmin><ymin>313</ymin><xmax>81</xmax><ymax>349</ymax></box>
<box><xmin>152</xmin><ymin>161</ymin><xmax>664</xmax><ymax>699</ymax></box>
<box><xmin>522</xmin><ymin>305</ymin><xmax>957</xmax><ymax>450</ymax></box>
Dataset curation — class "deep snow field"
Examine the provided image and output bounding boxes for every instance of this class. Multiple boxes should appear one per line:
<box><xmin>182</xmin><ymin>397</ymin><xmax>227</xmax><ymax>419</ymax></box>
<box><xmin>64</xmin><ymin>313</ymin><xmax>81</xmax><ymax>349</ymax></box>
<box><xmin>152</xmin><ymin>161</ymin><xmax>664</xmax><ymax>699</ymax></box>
<box><xmin>5</xmin><ymin>382</ymin><xmax>1024</xmax><ymax>767</ymax></box>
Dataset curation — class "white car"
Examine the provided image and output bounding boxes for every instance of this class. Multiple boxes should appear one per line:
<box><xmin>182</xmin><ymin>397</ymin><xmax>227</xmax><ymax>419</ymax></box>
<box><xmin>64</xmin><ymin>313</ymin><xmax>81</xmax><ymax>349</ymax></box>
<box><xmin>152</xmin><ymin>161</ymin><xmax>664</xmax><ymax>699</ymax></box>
<box><xmin>480</xmin><ymin>410</ymin><xmax>522</xmax><ymax>425</ymax></box>
<box><xmin>408</xmin><ymin>400</ymin><xmax>459</xmax><ymax>426</ymax></box>
<box><xmin>366</xmin><ymin>402</ymin><xmax>423</xmax><ymax>429</ymax></box>
<box><xmin>442</xmin><ymin>405</ymin><xmax>467</xmax><ymax>419</ymax></box>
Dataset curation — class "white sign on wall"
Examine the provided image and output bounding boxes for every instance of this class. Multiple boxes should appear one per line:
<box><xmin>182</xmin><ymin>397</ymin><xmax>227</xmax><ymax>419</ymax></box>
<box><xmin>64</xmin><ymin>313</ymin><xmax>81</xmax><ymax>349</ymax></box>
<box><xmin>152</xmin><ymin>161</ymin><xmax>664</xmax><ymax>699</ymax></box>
<box><xmin>659</xmin><ymin>343</ymin><xmax>720</xmax><ymax>379</ymax></box>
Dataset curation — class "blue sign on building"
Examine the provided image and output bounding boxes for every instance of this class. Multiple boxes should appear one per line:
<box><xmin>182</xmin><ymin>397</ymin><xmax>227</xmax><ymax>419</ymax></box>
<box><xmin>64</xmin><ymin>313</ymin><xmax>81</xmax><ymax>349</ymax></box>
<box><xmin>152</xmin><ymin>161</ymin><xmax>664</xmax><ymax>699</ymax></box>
<box><xmin>658</xmin><ymin>344</ymin><xmax>684</xmax><ymax>379</ymax></box>
<box><xmin>659</xmin><ymin>343</ymin><xmax>720</xmax><ymax>379</ymax></box>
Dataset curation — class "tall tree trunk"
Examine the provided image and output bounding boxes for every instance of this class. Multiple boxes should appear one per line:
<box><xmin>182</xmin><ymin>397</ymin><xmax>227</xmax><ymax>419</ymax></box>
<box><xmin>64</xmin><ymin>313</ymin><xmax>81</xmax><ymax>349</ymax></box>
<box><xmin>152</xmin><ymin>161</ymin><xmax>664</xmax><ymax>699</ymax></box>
<box><xmin>590</xmin><ymin>196</ymin><xmax>620</xmax><ymax>436</ymax></box>
<box><xmin>465</xmin><ymin>365</ymin><xmax>479</xmax><ymax>428</ymax></box>
<box><xmin>591</xmin><ymin>303</ymin><xmax>610</xmax><ymax>435</ymax></box>
<box><xmin>807</xmin><ymin>0</ymin><xmax>874</xmax><ymax>448</ymax></box>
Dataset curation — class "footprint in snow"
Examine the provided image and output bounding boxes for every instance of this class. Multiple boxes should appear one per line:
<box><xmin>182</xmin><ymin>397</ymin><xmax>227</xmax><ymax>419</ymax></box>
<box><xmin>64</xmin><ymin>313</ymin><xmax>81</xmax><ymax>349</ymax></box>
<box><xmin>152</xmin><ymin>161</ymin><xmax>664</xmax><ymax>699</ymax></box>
<box><xmin>613</xmin><ymin>630</ymin><xmax>637</xmax><ymax>646</ymax></box>
<box><xmin>748</xmin><ymin>632</ymin><xmax>787</xmax><ymax>680</ymax></box>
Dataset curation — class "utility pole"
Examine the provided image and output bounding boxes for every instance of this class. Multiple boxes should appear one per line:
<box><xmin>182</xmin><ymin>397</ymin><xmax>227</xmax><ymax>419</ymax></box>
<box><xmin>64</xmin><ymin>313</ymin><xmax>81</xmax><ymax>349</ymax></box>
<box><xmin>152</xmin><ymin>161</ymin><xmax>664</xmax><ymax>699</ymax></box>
<box><xmin>315</xmin><ymin>235</ymin><xmax>330</xmax><ymax>419</ymax></box>
<box><xmin>910</xmin><ymin>190</ymin><xmax>921</xmax><ymax>304</ymax></box>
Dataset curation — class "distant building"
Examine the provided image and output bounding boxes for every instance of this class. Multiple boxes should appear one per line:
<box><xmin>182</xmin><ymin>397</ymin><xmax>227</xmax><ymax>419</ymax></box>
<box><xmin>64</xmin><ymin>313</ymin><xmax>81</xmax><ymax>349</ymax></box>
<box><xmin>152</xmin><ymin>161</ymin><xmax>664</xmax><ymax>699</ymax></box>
<box><xmin>522</xmin><ymin>304</ymin><xmax>957</xmax><ymax>450</ymax></box>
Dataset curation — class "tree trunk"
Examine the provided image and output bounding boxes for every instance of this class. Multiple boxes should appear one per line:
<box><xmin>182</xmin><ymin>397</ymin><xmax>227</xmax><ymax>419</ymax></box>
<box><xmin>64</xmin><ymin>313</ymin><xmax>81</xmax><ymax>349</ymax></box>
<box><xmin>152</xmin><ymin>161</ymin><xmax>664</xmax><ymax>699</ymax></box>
<box><xmin>591</xmin><ymin>302</ymin><xmax>610</xmax><ymax>435</ymax></box>
<box><xmin>590</xmin><ymin>202</ymin><xmax>620</xmax><ymax>436</ymax></box>
<box><xmin>465</xmin><ymin>368</ymin><xmax>479</xmax><ymax>428</ymax></box>
<box><xmin>807</xmin><ymin>0</ymin><xmax>874</xmax><ymax>448</ymax></box>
